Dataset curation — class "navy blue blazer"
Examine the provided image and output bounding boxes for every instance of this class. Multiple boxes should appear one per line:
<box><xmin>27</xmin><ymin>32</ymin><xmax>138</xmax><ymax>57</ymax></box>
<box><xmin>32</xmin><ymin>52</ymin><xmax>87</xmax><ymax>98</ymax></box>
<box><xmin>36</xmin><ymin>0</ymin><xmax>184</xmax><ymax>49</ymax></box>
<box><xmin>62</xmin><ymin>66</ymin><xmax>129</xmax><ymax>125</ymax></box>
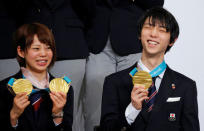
<box><xmin>18</xmin><ymin>0</ymin><xmax>90</xmax><ymax>60</ymax></box>
<box><xmin>0</xmin><ymin>71</ymin><xmax>73</xmax><ymax>131</ymax></box>
<box><xmin>85</xmin><ymin>0</ymin><xmax>164</xmax><ymax>56</ymax></box>
<box><xmin>100</xmin><ymin>63</ymin><xmax>200</xmax><ymax>131</ymax></box>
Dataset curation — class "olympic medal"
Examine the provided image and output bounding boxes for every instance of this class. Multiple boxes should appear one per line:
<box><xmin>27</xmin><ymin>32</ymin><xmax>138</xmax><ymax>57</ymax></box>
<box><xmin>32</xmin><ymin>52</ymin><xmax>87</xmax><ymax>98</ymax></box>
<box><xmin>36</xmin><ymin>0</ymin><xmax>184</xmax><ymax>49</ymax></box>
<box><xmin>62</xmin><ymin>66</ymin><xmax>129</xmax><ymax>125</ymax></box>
<box><xmin>49</xmin><ymin>78</ymin><xmax>70</xmax><ymax>93</ymax></box>
<box><xmin>12</xmin><ymin>79</ymin><xmax>33</xmax><ymax>95</ymax></box>
<box><xmin>132</xmin><ymin>70</ymin><xmax>152</xmax><ymax>89</ymax></box>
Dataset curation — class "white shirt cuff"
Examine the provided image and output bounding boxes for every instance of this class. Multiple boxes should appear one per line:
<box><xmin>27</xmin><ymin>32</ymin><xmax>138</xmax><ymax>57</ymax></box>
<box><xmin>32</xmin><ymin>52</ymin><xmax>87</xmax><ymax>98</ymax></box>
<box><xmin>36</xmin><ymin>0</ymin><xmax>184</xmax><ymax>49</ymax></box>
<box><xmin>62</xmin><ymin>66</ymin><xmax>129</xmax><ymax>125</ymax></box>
<box><xmin>53</xmin><ymin>120</ymin><xmax>62</xmax><ymax>126</ymax></box>
<box><xmin>125</xmin><ymin>102</ymin><xmax>141</xmax><ymax>125</ymax></box>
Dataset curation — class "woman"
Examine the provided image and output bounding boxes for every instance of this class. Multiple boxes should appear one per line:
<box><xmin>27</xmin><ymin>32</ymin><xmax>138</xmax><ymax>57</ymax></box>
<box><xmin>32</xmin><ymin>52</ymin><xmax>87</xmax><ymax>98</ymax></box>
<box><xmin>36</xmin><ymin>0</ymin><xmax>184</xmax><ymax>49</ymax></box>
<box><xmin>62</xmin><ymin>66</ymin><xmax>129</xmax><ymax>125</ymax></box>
<box><xmin>0</xmin><ymin>23</ymin><xmax>73</xmax><ymax>131</ymax></box>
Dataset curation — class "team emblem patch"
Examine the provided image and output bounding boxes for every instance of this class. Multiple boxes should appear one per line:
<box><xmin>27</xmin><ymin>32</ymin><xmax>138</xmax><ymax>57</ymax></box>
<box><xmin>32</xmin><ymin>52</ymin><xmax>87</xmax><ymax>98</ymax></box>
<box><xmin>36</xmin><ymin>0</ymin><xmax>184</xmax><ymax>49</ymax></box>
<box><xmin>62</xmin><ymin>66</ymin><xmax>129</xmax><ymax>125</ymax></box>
<box><xmin>168</xmin><ymin>113</ymin><xmax>176</xmax><ymax>121</ymax></box>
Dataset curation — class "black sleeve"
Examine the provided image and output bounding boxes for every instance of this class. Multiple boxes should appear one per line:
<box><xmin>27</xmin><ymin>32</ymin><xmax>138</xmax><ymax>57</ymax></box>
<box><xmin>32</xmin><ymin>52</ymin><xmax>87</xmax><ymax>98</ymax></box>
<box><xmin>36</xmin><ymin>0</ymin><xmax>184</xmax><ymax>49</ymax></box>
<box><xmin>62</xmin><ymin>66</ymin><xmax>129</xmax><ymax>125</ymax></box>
<box><xmin>100</xmin><ymin>75</ymin><xmax>130</xmax><ymax>131</ymax></box>
<box><xmin>62</xmin><ymin>86</ymin><xmax>74</xmax><ymax>131</ymax></box>
<box><xmin>0</xmin><ymin>79</ymin><xmax>16</xmax><ymax>131</ymax></box>
<box><xmin>181</xmin><ymin>81</ymin><xmax>200</xmax><ymax>131</ymax></box>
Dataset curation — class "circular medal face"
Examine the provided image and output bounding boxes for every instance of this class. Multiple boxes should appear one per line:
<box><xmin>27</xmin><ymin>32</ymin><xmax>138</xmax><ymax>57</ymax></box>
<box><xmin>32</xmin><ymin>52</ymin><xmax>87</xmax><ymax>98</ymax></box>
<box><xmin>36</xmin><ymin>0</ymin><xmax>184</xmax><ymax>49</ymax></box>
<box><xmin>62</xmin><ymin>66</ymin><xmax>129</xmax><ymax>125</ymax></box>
<box><xmin>49</xmin><ymin>78</ymin><xmax>70</xmax><ymax>93</ymax></box>
<box><xmin>132</xmin><ymin>70</ymin><xmax>152</xmax><ymax>89</ymax></box>
<box><xmin>12</xmin><ymin>79</ymin><xmax>33</xmax><ymax>95</ymax></box>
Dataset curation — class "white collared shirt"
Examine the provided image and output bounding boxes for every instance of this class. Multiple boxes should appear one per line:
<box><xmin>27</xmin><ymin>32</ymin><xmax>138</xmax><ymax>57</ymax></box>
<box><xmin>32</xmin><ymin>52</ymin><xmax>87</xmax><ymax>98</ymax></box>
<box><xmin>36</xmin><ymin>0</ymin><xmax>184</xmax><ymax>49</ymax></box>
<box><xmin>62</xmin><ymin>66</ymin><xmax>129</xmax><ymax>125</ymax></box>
<box><xmin>125</xmin><ymin>59</ymin><xmax>165</xmax><ymax>125</ymax></box>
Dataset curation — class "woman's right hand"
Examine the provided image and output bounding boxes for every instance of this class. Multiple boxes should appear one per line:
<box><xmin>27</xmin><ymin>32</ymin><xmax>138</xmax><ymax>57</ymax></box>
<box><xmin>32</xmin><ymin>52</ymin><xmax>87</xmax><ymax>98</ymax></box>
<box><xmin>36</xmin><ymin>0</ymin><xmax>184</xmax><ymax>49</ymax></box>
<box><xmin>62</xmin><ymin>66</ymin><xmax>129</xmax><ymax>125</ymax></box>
<box><xmin>10</xmin><ymin>93</ymin><xmax>30</xmax><ymax>126</ymax></box>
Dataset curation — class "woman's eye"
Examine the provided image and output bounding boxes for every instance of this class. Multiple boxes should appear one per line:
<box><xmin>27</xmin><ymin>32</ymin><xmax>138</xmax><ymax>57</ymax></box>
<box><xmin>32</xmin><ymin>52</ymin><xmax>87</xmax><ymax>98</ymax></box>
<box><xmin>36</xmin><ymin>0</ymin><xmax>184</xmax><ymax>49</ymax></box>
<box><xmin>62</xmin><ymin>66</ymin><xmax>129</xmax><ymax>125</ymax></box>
<box><xmin>33</xmin><ymin>48</ymin><xmax>39</xmax><ymax>50</ymax></box>
<box><xmin>47</xmin><ymin>46</ymin><xmax>51</xmax><ymax>49</ymax></box>
<box><xmin>144</xmin><ymin>24</ymin><xmax>151</xmax><ymax>28</ymax></box>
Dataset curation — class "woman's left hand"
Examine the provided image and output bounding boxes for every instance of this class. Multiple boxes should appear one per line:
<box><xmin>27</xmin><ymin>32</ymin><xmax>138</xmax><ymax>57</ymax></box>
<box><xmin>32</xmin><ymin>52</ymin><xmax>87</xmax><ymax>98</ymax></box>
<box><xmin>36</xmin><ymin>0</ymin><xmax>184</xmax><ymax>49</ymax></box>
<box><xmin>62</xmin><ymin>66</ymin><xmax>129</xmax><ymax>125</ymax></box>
<box><xmin>50</xmin><ymin>91</ymin><xmax>67</xmax><ymax>114</ymax></box>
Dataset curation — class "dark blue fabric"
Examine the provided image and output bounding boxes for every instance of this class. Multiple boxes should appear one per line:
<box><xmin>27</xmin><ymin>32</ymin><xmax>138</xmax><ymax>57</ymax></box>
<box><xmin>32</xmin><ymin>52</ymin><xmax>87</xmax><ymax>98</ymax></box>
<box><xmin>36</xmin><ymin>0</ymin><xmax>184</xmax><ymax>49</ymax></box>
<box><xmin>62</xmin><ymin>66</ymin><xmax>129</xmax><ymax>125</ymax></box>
<box><xmin>29</xmin><ymin>91</ymin><xmax>42</xmax><ymax>119</ymax></box>
<box><xmin>146</xmin><ymin>77</ymin><xmax>157</xmax><ymax>111</ymax></box>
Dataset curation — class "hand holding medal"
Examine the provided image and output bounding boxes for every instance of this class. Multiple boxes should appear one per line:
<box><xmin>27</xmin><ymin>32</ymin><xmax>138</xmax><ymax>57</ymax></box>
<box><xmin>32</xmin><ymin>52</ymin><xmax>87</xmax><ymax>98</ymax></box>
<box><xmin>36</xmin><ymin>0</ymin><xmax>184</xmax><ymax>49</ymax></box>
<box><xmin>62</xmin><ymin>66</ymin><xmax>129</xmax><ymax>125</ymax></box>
<box><xmin>8</xmin><ymin>78</ymin><xmax>31</xmax><ymax>125</ymax></box>
<box><xmin>129</xmin><ymin>61</ymin><xmax>167</xmax><ymax>110</ymax></box>
<box><xmin>7</xmin><ymin>76</ymin><xmax>71</xmax><ymax>121</ymax></box>
<box><xmin>49</xmin><ymin>76</ymin><xmax>71</xmax><ymax>119</ymax></box>
<box><xmin>130</xmin><ymin>69</ymin><xmax>151</xmax><ymax>110</ymax></box>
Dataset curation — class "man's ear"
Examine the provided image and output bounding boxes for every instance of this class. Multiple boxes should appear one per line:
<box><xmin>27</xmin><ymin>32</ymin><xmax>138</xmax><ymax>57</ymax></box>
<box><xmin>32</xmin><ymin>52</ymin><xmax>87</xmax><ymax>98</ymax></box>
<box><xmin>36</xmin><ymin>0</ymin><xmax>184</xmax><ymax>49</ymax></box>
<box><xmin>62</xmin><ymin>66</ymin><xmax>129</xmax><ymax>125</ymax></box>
<box><xmin>17</xmin><ymin>46</ymin><xmax>25</xmax><ymax>58</ymax></box>
<box><xmin>169</xmin><ymin>38</ymin><xmax>178</xmax><ymax>47</ymax></box>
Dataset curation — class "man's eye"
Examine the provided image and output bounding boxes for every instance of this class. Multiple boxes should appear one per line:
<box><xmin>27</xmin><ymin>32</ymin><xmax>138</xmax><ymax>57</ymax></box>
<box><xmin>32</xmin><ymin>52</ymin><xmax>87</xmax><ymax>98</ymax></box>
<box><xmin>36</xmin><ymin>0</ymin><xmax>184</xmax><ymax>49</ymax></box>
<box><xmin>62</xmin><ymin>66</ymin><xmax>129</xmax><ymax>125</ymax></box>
<box><xmin>159</xmin><ymin>28</ymin><xmax>167</xmax><ymax>32</ymax></box>
<box><xmin>144</xmin><ymin>25</ymin><xmax>151</xmax><ymax>28</ymax></box>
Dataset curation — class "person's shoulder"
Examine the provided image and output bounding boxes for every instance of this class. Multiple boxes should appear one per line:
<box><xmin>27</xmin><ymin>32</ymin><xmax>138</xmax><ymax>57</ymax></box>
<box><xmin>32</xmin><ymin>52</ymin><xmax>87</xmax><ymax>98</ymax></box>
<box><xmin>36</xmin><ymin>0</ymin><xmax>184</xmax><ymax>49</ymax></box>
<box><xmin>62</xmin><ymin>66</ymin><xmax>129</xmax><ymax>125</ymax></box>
<box><xmin>0</xmin><ymin>72</ymin><xmax>21</xmax><ymax>94</ymax></box>
<box><xmin>0</xmin><ymin>77</ymin><xmax>12</xmax><ymax>87</ymax></box>
<box><xmin>168</xmin><ymin>67</ymin><xmax>196</xmax><ymax>90</ymax></box>
<box><xmin>170</xmin><ymin>68</ymin><xmax>195</xmax><ymax>84</ymax></box>
<box><xmin>0</xmin><ymin>71</ymin><xmax>21</xmax><ymax>85</ymax></box>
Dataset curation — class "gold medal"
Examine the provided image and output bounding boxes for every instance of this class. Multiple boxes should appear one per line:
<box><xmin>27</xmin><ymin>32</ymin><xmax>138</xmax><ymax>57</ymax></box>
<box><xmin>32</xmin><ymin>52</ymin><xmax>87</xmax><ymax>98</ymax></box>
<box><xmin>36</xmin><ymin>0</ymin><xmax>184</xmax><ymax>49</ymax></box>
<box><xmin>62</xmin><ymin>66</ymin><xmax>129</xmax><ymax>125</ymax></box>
<box><xmin>12</xmin><ymin>79</ymin><xmax>33</xmax><ymax>95</ymax></box>
<box><xmin>132</xmin><ymin>70</ymin><xmax>152</xmax><ymax>89</ymax></box>
<box><xmin>49</xmin><ymin>78</ymin><xmax>70</xmax><ymax>93</ymax></box>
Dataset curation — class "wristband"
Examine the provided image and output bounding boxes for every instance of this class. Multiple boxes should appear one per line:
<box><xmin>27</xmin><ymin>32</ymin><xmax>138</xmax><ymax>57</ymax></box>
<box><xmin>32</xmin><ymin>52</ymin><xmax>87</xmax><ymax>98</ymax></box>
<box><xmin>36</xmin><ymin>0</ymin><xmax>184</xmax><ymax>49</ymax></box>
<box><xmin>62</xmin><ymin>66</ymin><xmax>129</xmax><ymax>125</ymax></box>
<box><xmin>52</xmin><ymin>111</ymin><xmax>64</xmax><ymax>118</ymax></box>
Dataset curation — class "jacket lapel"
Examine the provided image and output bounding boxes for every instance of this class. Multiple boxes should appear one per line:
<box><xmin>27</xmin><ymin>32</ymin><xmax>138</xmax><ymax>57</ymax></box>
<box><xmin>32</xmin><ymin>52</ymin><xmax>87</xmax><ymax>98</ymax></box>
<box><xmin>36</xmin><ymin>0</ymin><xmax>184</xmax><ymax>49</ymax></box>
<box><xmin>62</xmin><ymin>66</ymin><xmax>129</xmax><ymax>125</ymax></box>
<box><xmin>125</xmin><ymin>62</ymin><xmax>138</xmax><ymax>93</ymax></box>
<box><xmin>151</xmin><ymin>66</ymin><xmax>176</xmax><ymax>112</ymax></box>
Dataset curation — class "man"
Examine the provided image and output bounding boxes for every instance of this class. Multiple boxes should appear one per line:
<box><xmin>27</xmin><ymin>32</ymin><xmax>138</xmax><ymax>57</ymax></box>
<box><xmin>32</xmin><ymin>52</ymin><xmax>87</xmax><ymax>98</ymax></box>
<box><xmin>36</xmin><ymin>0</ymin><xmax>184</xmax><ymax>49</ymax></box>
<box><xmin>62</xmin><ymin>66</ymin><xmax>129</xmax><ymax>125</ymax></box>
<box><xmin>100</xmin><ymin>7</ymin><xmax>200</xmax><ymax>131</ymax></box>
<box><xmin>83</xmin><ymin>0</ymin><xmax>164</xmax><ymax>130</ymax></box>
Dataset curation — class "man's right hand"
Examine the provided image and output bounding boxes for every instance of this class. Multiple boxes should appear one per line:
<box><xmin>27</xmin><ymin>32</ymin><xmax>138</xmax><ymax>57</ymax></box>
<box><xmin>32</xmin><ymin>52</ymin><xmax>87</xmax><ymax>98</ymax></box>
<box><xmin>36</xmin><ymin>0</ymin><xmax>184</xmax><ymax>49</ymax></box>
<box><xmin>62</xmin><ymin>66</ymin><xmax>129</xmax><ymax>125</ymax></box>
<box><xmin>131</xmin><ymin>84</ymin><xmax>149</xmax><ymax>110</ymax></box>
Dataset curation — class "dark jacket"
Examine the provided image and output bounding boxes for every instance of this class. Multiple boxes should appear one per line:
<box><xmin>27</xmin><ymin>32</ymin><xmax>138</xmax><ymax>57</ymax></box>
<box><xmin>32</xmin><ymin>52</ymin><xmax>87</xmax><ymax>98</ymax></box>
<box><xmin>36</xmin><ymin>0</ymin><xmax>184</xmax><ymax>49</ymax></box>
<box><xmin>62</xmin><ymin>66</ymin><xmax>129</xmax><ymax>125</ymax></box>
<box><xmin>18</xmin><ymin>0</ymin><xmax>90</xmax><ymax>60</ymax></box>
<box><xmin>0</xmin><ymin>71</ymin><xmax>73</xmax><ymax>131</ymax></box>
<box><xmin>0</xmin><ymin>0</ymin><xmax>18</xmax><ymax>59</ymax></box>
<box><xmin>100</xmin><ymin>63</ymin><xmax>200</xmax><ymax>131</ymax></box>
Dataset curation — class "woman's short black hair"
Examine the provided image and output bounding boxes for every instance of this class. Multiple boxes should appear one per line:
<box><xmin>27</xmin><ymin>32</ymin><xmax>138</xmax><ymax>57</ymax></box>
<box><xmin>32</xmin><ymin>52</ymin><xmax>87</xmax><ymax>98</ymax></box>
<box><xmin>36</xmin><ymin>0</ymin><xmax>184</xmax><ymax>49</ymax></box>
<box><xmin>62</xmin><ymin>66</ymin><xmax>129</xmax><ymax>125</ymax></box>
<box><xmin>137</xmin><ymin>7</ymin><xmax>179</xmax><ymax>52</ymax></box>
